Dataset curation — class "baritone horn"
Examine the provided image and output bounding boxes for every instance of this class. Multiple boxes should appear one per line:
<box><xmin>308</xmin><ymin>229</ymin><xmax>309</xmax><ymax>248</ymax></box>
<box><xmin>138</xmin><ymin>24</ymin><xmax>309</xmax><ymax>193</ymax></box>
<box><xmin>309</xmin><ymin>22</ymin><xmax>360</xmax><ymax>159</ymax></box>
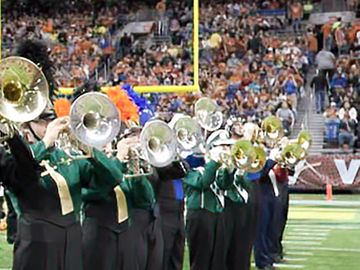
<box><xmin>261</xmin><ymin>116</ymin><xmax>283</xmax><ymax>148</ymax></box>
<box><xmin>172</xmin><ymin>115</ymin><xmax>203</xmax><ymax>156</ymax></box>
<box><xmin>279</xmin><ymin>143</ymin><xmax>306</xmax><ymax>168</ymax></box>
<box><xmin>140</xmin><ymin>120</ymin><xmax>177</xmax><ymax>168</ymax></box>
<box><xmin>231</xmin><ymin>140</ymin><xmax>256</xmax><ymax>171</ymax></box>
<box><xmin>297</xmin><ymin>130</ymin><xmax>312</xmax><ymax>153</ymax></box>
<box><xmin>195</xmin><ymin>97</ymin><xmax>223</xmax><ymax>132</ymax></box>
<box><xmin>69</xmin><ymin>92</ymin><xmax>121</xmax><ymax>151</ymax></box>
<box><xmin>0</xmin><ymin>57</ymin><xmax>49</xmax><ymax>142</ymax></box>
<box><xmin>247</xmin><ymin>146</ymin><xmax>266</xmax><ymax>173</ymax></box>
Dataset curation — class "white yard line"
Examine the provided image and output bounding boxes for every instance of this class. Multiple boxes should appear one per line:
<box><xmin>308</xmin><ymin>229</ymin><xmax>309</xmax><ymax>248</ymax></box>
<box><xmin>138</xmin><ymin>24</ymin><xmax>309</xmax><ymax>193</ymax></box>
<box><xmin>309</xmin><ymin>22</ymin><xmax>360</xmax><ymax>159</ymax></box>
<box><xmin>287</xmin><ymin>232</ymin><xmax>328</xmax><ymax>236</ymax></box>
<box><xmin>287</xmin><ymin>224</ymin><xmax>360</xmax><ymax>230</ymax></box>
<box><xmin>283</xmin><ymin>257</ymin><xmax>308</xmax><ymax>262</ymax></box>
<box><xmin>283</xmin><ymin>240</ymin><xmax>321</xmax><ymax>245</ymax></box>
<box><xmin>290</xmin><ymin>200</ymin><xmax>360</xmax><ymax>207</ymax></box>
<box><xmin>285</xmin><ymin>236</ymin><xmax>326</xmax><ymax>241</ymax></box>
<box><xmin>286</xmin><ymin>251</ymin><xmax>313</xmax><ymax>256</ymax></box>
<box><xmin>291</xmin><ymin>228</ymin><xmax>330</xmax><ymax>233</ymax></box>
<box><xmin>274</xmin><ymin>263</ymin><xmax>305</xmax><ymax>268</ymax></box>
<box><xmin>251</xmin><ymin>263</ymin><xmax>305</xmax><ymax>269</ymax></box>
<box><xmin>286</xmin><ymin>246</ymin><xmax>360</xmax><ymax>253</ymax></box>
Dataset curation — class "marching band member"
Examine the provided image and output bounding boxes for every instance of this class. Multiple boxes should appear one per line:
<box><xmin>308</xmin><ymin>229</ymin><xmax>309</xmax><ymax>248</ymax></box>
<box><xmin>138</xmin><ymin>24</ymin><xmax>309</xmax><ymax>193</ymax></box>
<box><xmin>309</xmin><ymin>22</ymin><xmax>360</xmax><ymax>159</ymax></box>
<box><xmin>151</xmin><ymin>160</ymin><xmax>188</xmax><ymax>270</ymax></box>
<box><xmin>268</xmin><ymin>164</ymin><xmax>292</xmax><ymax>263</ymax></box>
<box><xmin>0</xmin><ymin>135</ymin><xmax>39</xmax><ymax>209</ymax></box>
<box><xmin>3</xmin><ymin>191</ymin><xmax>17</xmax><ymax>244</ymax></box>
<box><xmin>226</xmin><ymin>124</ymin><xmax>267</xmax><ymax>270</ymax></box>
<box><xmin>149</xmin><ymin>113</ymin><xmax>191</xmax><ymax>270</ymax></box>
<box><xmin>254</xmin><ymin>158</ymin><xmax>278</xmax><ymax>270</ymax></box>
<box><xmin>0</xmin><ymin>39</ymin><xmax>57</xmax><ymax>244</ymax></box>
<box><xmin>82</xmin><ymin>129</ymin><xmax>157</xmax><ymax>270</ymax></box>
<box><xmin>220</xmin><ymin>127</ymin><xmax>252</xmax><ymax>270</ymax></box>
<box><xmin>9</xmin><ymin>114</ymin><xmax>120</xmax><ymax>270</ymax></box>
<box><xmin>0</xmin><ymin>134</ymin><xmax>39</xmax><ymax>244</ymax></box>
<box><xmin>184</xmin><ymin>133</ymin><xmax>232</xmax><ymax>270</ymax></box>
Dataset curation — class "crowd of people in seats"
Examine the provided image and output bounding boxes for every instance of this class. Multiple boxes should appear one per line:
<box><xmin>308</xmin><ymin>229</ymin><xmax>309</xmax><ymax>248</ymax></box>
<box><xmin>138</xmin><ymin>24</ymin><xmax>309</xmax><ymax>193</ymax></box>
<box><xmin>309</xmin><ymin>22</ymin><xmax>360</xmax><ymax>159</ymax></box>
<box><xmin>1</xmin><ymin>2</ymin><xmax>140</xmax><ymax>88</ymax></box>
<box><xmin>309</xmin><ymin>16</ymin><xmax>360</xmax><ymax>150</ymax></box>
<box><xmin>108</xmin><ymin>0</ymin><xmax>311</xmax><ymax>137</ymax></box>
<box><xmin>1</xmin><ymin>0</ymin><xmax>312</xmax><ymax>138</ymax></box>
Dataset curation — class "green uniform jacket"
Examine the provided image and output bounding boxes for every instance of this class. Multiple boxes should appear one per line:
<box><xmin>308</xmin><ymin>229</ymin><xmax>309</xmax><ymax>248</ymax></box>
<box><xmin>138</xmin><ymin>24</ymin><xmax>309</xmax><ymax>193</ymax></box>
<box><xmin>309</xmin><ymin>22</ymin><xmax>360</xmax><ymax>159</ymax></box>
<box><xmin>12</xmin><ymin>141</ymin><xmax>120</xmax><ymax>219</ymax></box>
<box><xmin>217</xmin><ymin>168</ymin><xmax>243</xmax><ymax>205</ymax></box>
<box><xmin>82</xmin><ymin>157</ymin><xmax>156</xmax><ymax>218</ymax></box>
<box><xmin>184</xmin><ymin>160</ymin><xmax>228</xmax><ymax>213</ymax></box>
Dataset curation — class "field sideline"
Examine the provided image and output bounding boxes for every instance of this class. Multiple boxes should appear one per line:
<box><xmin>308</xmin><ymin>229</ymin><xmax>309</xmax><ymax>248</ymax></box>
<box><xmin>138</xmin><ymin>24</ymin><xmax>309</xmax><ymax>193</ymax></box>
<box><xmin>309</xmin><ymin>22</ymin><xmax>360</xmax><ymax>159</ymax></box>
<box><xmin>1</xmin><ymin>194</ymin><xmax>360</xmax><ymax>270</ymax></box>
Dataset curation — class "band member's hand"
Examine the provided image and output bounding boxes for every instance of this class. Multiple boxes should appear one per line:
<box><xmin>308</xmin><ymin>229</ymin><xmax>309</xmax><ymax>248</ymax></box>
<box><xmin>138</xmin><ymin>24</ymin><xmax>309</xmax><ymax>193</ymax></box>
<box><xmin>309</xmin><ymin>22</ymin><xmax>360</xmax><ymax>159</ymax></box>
<box><xmin>43</xmin><ymin>117</ymin><xmax>70</xmax><ymax>148</ymax></box>
<box><xmin>116</xmin><ymin>137</ymin><xmax>139</xmax><ymax>161</ymax></box>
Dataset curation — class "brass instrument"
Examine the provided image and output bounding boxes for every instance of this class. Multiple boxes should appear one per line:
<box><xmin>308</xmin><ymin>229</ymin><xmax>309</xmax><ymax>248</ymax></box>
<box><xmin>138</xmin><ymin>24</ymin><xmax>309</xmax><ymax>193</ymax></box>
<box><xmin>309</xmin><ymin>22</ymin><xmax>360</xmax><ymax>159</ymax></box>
<box><xmin>70</xmin><ymin>92</ymin><xmax>121</xmax><ymax>149</ymax></box>
<box><xmin>297</xmin><ymin>130</ymin><xmax>312</xmax><ymax>153</ymax></box>
<box><xmin>123</xmin><ymin>142</ymin><xmax>153</xmax><ymax>179</ymax></box>
<box><xmin>242</xmin><ymin>122</ymin><xmax>260</xmax><ymax>143</ymax></box>
<box><xmin>171</xmin><ymin>114</ymin><xmax>203</xmax><ymax>156</ymax></box>
<box><xmin>194</xmin><ymin>97</ymin><xmax>223</xmax><ymax>132</ymax></box>
<box><xmin>57</xmin><ymin>92</ymin><xmax>120</xmax><ymax>159</ymax></box>
<box><xmin>0</xmin><ymin>57</ymin><xmax>49</xmax><ymax>142</ymax></box>
<box><xmin>140</xmin><ymin>120</ymin><xmax>177</xmax><ymax>168</ymax></box>
<box><xmin>124</xmin><ymin>120</ymin><xmax>178</xmax><ymax>178</ymax></box>
<box><xmin>279</xmin><ymin>142</ymin><xmax>307</xmax><ymax>168</ymax></box>
<box><xmin>231</xmin><ymin>140</ymin><xmax>256</xmax><ymax>171</ymax></box>
<box><xmin>261</xmin><ymin>116</ymin><xmax>284</xmax><ymax>148</ymax></box>
<box><xmin>247</xmin><ymin>146</ymin><xmax>266</xmax><ymax>173</ymax></box>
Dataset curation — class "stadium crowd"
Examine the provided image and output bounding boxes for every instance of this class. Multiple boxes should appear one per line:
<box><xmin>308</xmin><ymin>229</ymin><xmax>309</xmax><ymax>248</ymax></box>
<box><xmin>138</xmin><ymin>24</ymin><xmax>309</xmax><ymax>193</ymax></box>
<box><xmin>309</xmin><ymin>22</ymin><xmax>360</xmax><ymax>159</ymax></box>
<box><xmin>5</xmin><ymin>0</ymin><xmax>360</xmax><ymax>149</ymax></box>
<box><xmin>108</xmin><ymin>0</ymin><xmax>310</xmax><ymax>137</ymax></box>
<box><xmin>2</xmin><ymin>3</ymin><xmax>128</xmax><ymax>88</ymax></box>
<box><xmin>312</xmin><ymin>16</ymin><xmax>360</xmax><ymax>149</ymax></box>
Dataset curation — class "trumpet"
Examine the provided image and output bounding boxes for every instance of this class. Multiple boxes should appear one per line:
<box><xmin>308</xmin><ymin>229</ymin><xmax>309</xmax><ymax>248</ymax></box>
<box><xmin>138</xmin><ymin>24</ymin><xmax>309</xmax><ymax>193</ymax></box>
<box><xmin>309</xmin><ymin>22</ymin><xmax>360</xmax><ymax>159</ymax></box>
<box><xmin>0</xmin><ymin>57</ymin><xmax>49</xmax><ymax>142</ymax></box>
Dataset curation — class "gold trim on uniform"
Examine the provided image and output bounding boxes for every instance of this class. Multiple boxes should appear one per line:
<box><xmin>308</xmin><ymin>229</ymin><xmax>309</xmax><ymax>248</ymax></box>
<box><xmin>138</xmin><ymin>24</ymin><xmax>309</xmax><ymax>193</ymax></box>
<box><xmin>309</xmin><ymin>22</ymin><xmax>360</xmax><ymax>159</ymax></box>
<box><xmin>114</xmin><ymin>186</ymin><xmax>128</xmax><ymax>223</ymax></box>
<box><xmin>40</xmin><ymin>160</ymin><xmax>74</xmax><ymax>215</ymax></box>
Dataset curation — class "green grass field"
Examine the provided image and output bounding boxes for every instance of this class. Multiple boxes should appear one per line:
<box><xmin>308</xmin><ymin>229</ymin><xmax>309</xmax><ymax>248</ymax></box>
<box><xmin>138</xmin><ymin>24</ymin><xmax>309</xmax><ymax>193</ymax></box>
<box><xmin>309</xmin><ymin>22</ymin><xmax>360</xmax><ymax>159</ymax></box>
<box><xmin>1</xmin><ymin>194</ymin><xmax>360</xmax><ymax>270</ymax></box>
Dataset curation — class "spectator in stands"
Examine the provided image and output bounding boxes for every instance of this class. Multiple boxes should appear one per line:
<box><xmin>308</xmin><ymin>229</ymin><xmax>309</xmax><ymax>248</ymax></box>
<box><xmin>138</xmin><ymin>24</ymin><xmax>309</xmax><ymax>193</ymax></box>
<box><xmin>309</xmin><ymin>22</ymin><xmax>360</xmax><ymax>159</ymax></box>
<box><xmin>339</xmin><ymin>101</ymin><xmax>358</xmax><ymax>122</ymax></box>
<box><xmin>306</xmin><ymin>29</ymin><xmax>318</xmax><ymax>65</ymax></box>
<box><xmin>324</xmin><ymin>102</ymin><xmax>340</xmax><ymax>124</ymax></box>
<box><xmin>276</xmin><ymin>101</ymin><xmax>295</xmax><ymax>136</ymax></box>
<box><xmin>311</xmin><ymin>70</ymin><xmax>328</xmax><ymax>113</ymax></box>
<box><xmin>119</xmin><ymin>32</ymin><xmax>133</xmax><ymax>57</ymax></box>
<box><xmin>330</xmin><ymin>70</ymin><xmax>348</xmax><ymax>90</ymax></box>
<box><xmin>248</xmin><ymin>33</ymin><xmax>264</xmax><ymax>55</ymax></box>
<box><xmin>334</xmin><ymin>23</ymin><xmax>348</xmax><ymax>55</ymax></box>
<box><xmin>282</xmin><ymin>74</ymin><xmax>298</xmax><ymax>111</ymax></box>
<box><xmin>290</xmin><ymin>1</ymin><xmax>303</xmax><ymax>33</ymax></box>
<box><xmin>156</xmin><ymin>0</ymin><xmax>166</xmax><ymax>13</ymax></box>
<box><xmin>338</xmin><ymin>113</ymin><xmax>356</xmax><ymax>149</ymax></box>
<box><xmin>315</xmin><ymin>48</ymin><xmax>336</xmax><ymax>81</ymax></box>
